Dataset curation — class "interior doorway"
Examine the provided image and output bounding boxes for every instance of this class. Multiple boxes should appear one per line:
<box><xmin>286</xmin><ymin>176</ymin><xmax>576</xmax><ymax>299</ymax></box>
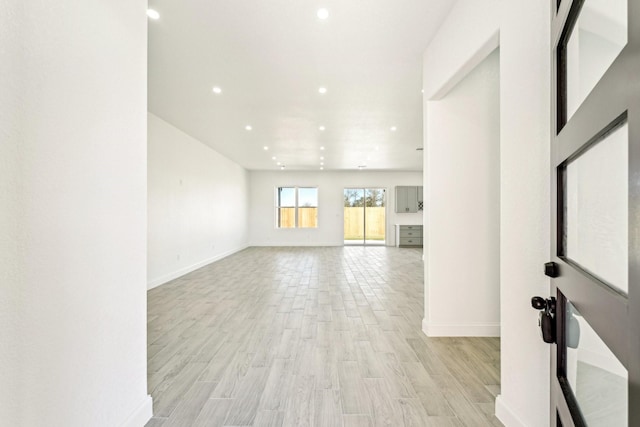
<box><xmin>343</xmin><ymin>188</ymin><xmax>386</xmax><ymax>245</ymax></box>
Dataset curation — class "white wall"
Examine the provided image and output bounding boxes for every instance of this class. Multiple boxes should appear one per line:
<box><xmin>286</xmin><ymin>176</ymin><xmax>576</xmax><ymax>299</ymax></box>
<box><xmin>423</xmin><ymin>0</ymin><xmax>500</xmax><ymax>100</ymax></box>
<box><xmin>0</xmin><ymin>3</ymin><xmax>21</xmax><ymax>422</ymax></box>
<box><xmin>497</xmin><ymin>1</ymin><xmax>551</xmax><ymax>426</ymax></box>
<box><xmin>147</xmin><ymin>113</ymin><xmax>250</xmax><ymax>289</ymax></box>
<box><xmin>249</xmin><ymin>171</ymin><xmax>423</xmax><ymax>246</ymax></box>
<box><xmin>423</xmin><ymin>1</ymin><xmax>552</xmax><ymax>426</ymax></box>
<box><xmin>423</xmin><ymin>49</ymin><xmax>501</xmax><ymax>337</ymax></box>
<box><xmin>1</xmin><ymin>1</ymin><xmax>150</xmax><ymax>426</ymax></box>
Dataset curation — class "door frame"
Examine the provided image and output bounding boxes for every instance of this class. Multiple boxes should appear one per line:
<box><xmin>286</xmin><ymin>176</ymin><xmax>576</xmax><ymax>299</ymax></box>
<box><xmin>343</xmin><ymin>187</ymin><xmax>387</xmax><ymax>246</ymax></box>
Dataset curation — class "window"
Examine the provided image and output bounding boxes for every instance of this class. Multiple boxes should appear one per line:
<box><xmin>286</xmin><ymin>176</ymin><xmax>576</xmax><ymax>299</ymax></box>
<box><xmin>276</xmin><ymin>187</ymin><xmax>318</xmax><ymax>228</ymax></box>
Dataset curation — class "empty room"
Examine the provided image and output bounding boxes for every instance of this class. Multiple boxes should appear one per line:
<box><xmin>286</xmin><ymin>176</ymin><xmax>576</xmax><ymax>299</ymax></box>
<box><xmin>3</xmin><ymin>1</ymin><xmax>637</xmax><ymax>427</ymax></box>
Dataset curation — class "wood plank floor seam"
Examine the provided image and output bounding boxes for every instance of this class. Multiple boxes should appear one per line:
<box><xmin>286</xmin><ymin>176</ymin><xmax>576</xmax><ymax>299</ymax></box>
<box><xmin>146</xmin><ymin>247</ymin><xmax>503</xmax><ymax>427</ymax></box>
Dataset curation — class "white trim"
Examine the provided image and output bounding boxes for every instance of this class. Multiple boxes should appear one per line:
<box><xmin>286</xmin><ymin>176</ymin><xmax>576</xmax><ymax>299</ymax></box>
<box><xmin>147</xmin><ymin>245</ymin><xmax>249</xmax><ymax>290</ymax></box>
<box><xmin>495</xmin><ymin>395</ymin><xmax>528</xmax><ymax>427</ymax></box>
<box><xmin>430</xmin><ymin>30</ymin><xmax>500</xmax><ymax>100</ymax></box>
<box><xmin>119</xmin><ymin>395</ymin><xmax>152</xmax><ymax>427</ymax></box>
<box><xmin>422</xmin><ymin>318</ymin><xmax>500</xmax><ymax>337</ymax></box>
<box><xmin>423</xmin><ymin>0</ymin><xmax>500</xmax><ymax>100</ymax></box>
<box><xmin>249</xmin><ymin>242</ymin><xmax>344</xmax><ymax>247</ymax></box>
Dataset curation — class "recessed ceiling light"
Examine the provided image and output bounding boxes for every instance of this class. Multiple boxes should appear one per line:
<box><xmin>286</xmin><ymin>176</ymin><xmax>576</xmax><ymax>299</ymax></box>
<box><xmin>317</xmin><ymin>8</ymin><xmax>329</xmax><ymax>20</ymax></box>
<box><xmin>280</xmin><ymin>165</ymin><xmax>286</xmax><ymax>170</ymax></box>
<box><xmin>272</xmin><ymin>156</ymin><xmax>276</xmax><ymax>160</ymax></box>
<box><xmin>147</xmin><ymin>9</ymin><xmax>160</xmax><ymax>20</ymax></box>
<box><xmin>277</xmin><ymin>162</ymin><xmax>281</xmax><ymax>165</ymax></box>
<box><xmin>319</xmin><ymin>126</ymin><xmax>325</xmax><ymax>131</ymax></box>
<box><xmin>263</xmin><ymin>146</ymin><xmax>269</xmax><ymax>151</ymax></box>
<box><xmin>320</xmin><ymin>167</ymin><xmax>324</xmax><ymax>170</ymax></box>
<box><xmin>318</xmin><ymin>87</ymin><xmax>327</xmax><ymax>94</ymax></box>
<box><xmin>390</xmin><ymin>126</ymin><xmax>397</xmax><ymax>132</ymax></box>
<box><xmin>375</xmin><ymin>146</ymin><xmax>379</xmax><ymax>151</ymax></box>
<box><xmin>320</xmin><ymin>162</ymin><xmax>324</xmax><ymax>166</ymax></box>
<box><xmin>245</xmin><ymin>125</ymin><xmax>252</xmax><ymax>131</ymax></box>
<box><xmin>320</xmin><ymin>156</ymin><xmax>324</xmax><ymax>160</ymax></box>
<box><xmin>320</xmin><ymin>146</ymin><xmax>325</xmax><ymax>150</ymax></box>
<box><xmin>212</xmin><ymin>86</ymin><xmax>222</xmax><ymax>94</ymax></box>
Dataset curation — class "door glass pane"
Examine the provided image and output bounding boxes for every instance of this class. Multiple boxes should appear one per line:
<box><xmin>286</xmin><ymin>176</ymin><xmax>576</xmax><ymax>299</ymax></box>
<box><xmin>565</xmin><ymin>122</ymin><xmax>628</xmax><ymax>294</ymax></box>
<box><xmin>565</xmin><ymin>302</ymin><xmax>628</xmax><ymax>426</ymax></box>
<box><xmin>365</xmin><ymin>189</ymin><xmax>385</xmax><ymax>245</ymax></box>
<box><xmin>565</xmin><ymin>0</ymin><xmax>627</xmax><ymax>121</ymax></box>
<box><xmin>344</xmin><ymin>189</ymin><xmax>364</xmax><ymax>244</ymax></box>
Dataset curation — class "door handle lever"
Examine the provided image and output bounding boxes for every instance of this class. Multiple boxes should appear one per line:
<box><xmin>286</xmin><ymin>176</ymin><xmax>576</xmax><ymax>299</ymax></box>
<box><xmin>531</xmin><ymin>296</ymin><xmax>556</xmax><ymax>344</ymax></box>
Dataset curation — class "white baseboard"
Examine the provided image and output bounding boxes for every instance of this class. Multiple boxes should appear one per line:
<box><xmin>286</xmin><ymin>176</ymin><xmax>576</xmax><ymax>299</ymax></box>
<box><xmin>422</xmin><ymin>318</ymin><xmax>500</xmax><ymax>337</ymax></box>
<box><xmin>147</xmin><ymin>245</ymin><xmax>249</xmax><ymax>290</ymax></box>
<box><xmin>248</xmin><ymin>242</ymin><xmax>342</xmax><ymax>247</ymax></box>
<box><xmin>120</xmin><ymin>395</ymin><xmax>152</xmax><ymax>427</ymax></box>
<box><xmin>495</xmin><ymin>395</ymin><xmax>528</xmax><ymax>427</ymax></box>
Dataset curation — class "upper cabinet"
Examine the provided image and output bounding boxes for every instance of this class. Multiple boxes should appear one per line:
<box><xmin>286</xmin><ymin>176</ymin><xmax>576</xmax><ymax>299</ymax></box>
<box><xmin>395</xmin><ymin>186</ymin><xmax>423</xmax><ymax>213</ymax></box>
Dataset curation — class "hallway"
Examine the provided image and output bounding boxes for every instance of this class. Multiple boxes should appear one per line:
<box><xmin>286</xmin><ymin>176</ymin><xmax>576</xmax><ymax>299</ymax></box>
<box><xmin>146</xmin><ymin>247</ymin><xmax>502</xmax><ymax>426</ymax></box>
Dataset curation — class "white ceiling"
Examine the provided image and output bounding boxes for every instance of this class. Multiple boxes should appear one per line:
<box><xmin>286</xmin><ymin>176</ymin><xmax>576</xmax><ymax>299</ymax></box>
<box><xmin>147</xmin><ymin>0</ymin><xmax>456</xmax><ymax>171</ymax></box>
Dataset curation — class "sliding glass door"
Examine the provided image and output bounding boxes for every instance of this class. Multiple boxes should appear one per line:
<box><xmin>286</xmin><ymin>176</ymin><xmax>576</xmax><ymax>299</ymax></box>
<box><xmin>343</xmin><ymin>188</ymin><xmax>386</xmax><ymax>245</ymax></box>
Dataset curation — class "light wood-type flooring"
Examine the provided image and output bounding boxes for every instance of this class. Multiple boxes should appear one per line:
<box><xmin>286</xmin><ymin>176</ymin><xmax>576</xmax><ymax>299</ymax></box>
<box><xmin>146</xmin><ymin>246</ymin><xmax>503</xmax><ymax>427</ymax></box>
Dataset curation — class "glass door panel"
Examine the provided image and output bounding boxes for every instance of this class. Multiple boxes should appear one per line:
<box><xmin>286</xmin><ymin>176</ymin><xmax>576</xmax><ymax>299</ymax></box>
<box><xmin>365</xmin><ymin>189</ymin><xmax>386</xmax><ymax>245</ymax></box>
<box><xmin>344</xmin><ymin>189</ymin><xmax>365</xmax><ymax>245</ymax></box>
<box><xmin>344</xmin><ymin>188</ymin><xmax>386</xmax><ymax>245</ymax></box>
<box><xmin>564</xmin><ymin>300</ymin><xmax>628</xmax><ymax>426</ymax></box>
<box><xmin>560</xmin><ymin>0</ymin><xmax>627</xmax><ymax>128</ymax></box>
<box><xmin>563</xmin><ymin>121</ymin><xmax>628</xmax><ymax>294</ymax></box>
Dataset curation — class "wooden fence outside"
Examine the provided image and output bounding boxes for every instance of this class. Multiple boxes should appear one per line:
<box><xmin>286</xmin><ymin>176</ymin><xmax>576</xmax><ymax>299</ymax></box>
<box><xmin>277</xmin><ymin>207</ymin><xmax>385</xmax><ymax>240</ymax></box>
<box><xmin>344</xmin><ymin>207</ymin><xmax>385</xmax><ymax>240</ymax></box>
<box><xmin>278</xmin><ymin>207</ymin><xmax>317</xmax><ymax>228</ymax></box>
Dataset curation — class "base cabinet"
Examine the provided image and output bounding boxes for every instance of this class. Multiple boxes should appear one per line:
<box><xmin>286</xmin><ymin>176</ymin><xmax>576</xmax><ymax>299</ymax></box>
<box><xmin>395</xmin><ymin>225</ymin><xmax>423</xmax><ymax>247</ymax></box>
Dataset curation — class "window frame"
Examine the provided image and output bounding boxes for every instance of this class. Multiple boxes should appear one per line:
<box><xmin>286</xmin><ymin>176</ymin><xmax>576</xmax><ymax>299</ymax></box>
<box><xmin>275</xmin><ymin>186</ymin><xmax>319</xmax><ymax>229</ymax></box>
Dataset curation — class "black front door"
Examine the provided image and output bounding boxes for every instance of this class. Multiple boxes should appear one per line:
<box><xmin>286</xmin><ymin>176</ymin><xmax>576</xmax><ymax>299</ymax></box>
<box><xmin>549</xmin><ymin>0</ymin><xmax>639</xmax><ymax>425</ymax></box>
